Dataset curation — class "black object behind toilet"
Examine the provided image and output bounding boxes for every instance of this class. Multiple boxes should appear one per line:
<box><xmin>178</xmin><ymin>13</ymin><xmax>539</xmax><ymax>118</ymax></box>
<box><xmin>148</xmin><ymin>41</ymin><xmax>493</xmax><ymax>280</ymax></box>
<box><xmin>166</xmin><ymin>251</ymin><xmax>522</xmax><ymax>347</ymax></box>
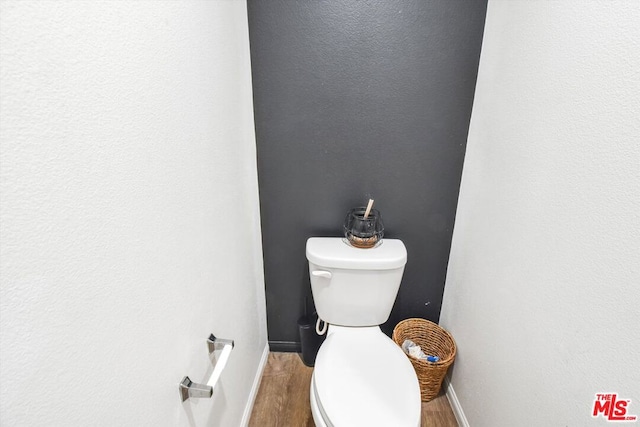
<box><xmin>298</xmin><ymin>298</ymin><xmax>325</xmax><ymax>367</ymax></box>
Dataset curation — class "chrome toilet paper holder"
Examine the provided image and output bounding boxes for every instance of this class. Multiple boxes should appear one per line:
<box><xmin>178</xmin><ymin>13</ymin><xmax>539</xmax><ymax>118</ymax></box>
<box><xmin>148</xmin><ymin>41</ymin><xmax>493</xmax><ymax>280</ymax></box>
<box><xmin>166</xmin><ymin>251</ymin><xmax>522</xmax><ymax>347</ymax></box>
<box><xmin>179</xmin><ymin>334</ymin><xmax>234</xmax><ymax>402</ymax></box>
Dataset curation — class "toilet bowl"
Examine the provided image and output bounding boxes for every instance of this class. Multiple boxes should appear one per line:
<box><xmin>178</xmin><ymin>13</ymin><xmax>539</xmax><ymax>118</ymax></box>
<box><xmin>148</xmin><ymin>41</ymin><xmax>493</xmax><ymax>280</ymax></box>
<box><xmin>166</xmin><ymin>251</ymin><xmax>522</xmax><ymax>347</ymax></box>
<box><xmin>309</xmin><ymin>325</ymin><xmax>421</xmax><ymax>427</ymax></box>
<box><xmin>306</xmin><ymin>237</ymin><xmax>422</xmax><ymax>426</ymax></box>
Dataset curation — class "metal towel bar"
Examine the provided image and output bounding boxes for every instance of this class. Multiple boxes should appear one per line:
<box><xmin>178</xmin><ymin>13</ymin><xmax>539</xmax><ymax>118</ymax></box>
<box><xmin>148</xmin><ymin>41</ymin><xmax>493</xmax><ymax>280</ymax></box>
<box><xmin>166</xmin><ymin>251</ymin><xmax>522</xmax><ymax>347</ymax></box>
<box><xmin>179</xmin><ymin>334</ymin><xmax>234</xmax><ymax>402</ymax></box>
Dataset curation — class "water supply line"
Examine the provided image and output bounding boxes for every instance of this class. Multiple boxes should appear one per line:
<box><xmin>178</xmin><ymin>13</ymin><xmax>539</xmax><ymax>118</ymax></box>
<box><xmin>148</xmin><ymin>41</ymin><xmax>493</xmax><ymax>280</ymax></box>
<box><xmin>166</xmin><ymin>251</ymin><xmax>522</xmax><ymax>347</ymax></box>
<box><xmin>315</xmin><ymin>317</ymin><xmax>328</xmax><ymax>335</ymax></box>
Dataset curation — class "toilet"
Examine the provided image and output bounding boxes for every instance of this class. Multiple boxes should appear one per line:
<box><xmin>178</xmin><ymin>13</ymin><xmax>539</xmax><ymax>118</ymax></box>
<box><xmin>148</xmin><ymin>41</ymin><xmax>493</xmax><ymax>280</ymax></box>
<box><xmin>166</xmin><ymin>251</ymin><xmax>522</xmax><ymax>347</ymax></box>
<box><xmin>306</xmin><ymin>237</ymin><xmax>421</xmax><ymax>427</ymax></box>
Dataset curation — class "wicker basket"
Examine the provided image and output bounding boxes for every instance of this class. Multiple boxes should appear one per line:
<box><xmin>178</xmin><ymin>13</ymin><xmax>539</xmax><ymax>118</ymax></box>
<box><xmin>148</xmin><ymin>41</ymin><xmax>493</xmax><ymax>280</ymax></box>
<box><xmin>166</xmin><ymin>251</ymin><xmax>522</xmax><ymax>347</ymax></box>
<box><xmin>392</xmin><ymin>318</ymin><xmax>456</xmax><ymax>402</ymax></box>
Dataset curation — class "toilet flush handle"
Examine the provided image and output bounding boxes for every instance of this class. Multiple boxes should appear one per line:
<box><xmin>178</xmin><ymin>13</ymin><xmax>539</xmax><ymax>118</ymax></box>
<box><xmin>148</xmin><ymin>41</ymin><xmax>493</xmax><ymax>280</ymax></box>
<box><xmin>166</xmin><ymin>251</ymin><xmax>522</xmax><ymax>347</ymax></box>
<box><xmin>311</xmin><ymin>270</ymin><xmax>332</xmax><ymax>279</ymax></box>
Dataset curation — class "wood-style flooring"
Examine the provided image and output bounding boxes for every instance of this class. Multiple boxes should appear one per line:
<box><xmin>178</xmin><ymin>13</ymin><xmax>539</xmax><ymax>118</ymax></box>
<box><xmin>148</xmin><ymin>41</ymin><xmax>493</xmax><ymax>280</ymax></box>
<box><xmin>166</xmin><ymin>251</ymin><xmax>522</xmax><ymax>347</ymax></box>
<box><xmin>249</xmin><ymin>352</ymin><xmax>458</xmax><ymax>427</ymax></box>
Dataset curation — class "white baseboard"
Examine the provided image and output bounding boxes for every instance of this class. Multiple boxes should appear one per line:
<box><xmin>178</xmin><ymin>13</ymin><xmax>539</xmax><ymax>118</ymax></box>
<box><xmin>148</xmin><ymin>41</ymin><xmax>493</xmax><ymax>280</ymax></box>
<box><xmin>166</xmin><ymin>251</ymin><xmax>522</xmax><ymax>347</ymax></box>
<box><xmin>240</xmin><ymin>343</ymin><xmax>270</xmax><ymax>427</ymax></box>
<box><xmin>444</xmin><ymin>376</ymin><xmax>469</xmax><ymax>427</ymax></box>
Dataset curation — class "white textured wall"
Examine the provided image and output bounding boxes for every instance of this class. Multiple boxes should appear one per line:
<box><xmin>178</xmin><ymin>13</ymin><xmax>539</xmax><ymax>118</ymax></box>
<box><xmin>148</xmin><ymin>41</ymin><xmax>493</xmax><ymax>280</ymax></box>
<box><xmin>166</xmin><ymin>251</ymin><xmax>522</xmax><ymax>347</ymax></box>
<box><xmin>440</xmin><ymin>1</ymin><xmax>640</xmax><ymax>425</ymax></box>
<box><xmin>0</xmin><ymin>2</ymin><xmax>267</xmax><ymax>426</ymax></box>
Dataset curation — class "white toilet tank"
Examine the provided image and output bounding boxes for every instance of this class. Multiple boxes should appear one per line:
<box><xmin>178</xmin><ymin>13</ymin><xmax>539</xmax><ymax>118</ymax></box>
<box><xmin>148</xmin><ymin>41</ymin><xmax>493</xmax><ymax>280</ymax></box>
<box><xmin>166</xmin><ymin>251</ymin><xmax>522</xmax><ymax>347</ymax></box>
<box><xmin>306</xmin><ymin>237</ymin><xmax>407</xmax><ymax>327</ymax></box>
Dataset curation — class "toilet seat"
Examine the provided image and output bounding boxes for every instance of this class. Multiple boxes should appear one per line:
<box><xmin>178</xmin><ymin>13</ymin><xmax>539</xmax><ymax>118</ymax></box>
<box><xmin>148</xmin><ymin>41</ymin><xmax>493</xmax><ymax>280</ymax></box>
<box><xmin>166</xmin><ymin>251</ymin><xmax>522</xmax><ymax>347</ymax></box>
<box><xmin>312</xmin><ymin>325</ymin><xmax>421</xmax><ymax>427</ymax></box>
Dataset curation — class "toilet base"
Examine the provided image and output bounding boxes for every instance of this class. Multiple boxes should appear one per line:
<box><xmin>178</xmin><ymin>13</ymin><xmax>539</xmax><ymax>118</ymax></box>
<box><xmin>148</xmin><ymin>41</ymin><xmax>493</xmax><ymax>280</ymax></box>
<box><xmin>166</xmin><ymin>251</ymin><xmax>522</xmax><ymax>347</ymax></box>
<box><xmin>309</xmin><ymin>325</ymin><xmax>421</xmax><ymax>426</ymax></box>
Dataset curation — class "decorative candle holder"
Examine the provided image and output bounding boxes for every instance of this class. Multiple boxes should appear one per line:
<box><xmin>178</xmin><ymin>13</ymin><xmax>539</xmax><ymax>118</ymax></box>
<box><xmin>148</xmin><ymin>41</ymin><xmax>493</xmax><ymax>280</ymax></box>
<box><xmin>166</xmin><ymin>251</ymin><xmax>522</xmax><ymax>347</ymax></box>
<box><xmin>343</xmin><ymin>207</ymin><xmax>384</xmax><ymax>249</ymax></box>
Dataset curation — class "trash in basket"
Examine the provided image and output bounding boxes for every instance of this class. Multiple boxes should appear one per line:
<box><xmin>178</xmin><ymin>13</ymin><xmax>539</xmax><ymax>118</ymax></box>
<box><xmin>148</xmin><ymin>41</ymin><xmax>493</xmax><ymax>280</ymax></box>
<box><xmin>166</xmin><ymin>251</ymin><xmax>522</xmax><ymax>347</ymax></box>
<box><xmin>392</xmin><ymin>318</ymin><xmax>457</xmax><ymax>402</ymax></box>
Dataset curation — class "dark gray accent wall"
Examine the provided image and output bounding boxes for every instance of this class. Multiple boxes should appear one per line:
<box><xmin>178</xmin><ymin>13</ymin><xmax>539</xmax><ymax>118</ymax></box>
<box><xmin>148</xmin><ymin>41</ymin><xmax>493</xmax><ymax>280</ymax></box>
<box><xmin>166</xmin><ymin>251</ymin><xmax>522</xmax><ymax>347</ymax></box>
<box><xmin>248</xmin><ymin>0</ymin><xmax>487</xmax><ymax>350</ymax></box>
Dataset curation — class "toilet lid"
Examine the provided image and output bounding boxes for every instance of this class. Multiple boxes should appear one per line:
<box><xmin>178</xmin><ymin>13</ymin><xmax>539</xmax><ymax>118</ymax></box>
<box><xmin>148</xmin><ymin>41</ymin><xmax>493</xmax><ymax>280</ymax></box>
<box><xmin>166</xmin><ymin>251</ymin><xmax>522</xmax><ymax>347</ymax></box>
<box><xmin>313</xmin><ymin>326</ymin><xmax>421</xmax><ymax>427</ymax></box>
